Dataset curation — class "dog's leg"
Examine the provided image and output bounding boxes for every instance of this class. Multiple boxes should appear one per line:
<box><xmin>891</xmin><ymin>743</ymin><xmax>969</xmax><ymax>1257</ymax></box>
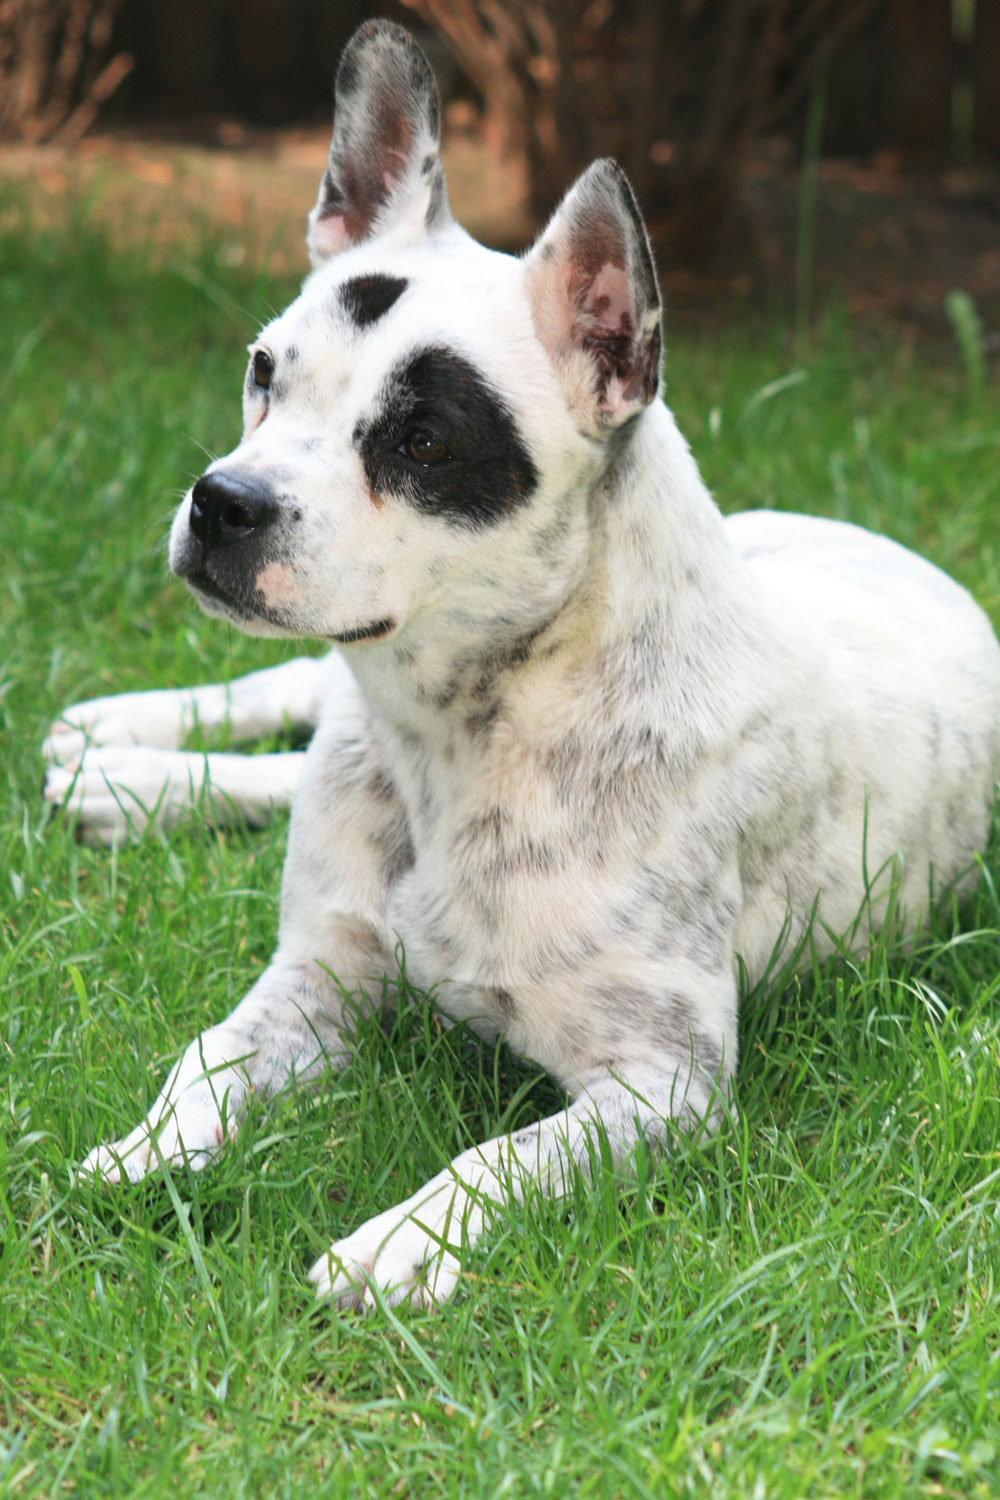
<box><xmin>43</xmin><ymin>653</ymin><xmax>350</xmax><ymax>838</ymax></box>
<box><xmin>308</xmin><ymin>1054</ymin><xmax>724</xmax><ymax>1310</ymax></box>
<box><xmin>44</xmin><ymin>654</ymin><xmax>335</xmax><ymax>762</ymax></box>
<box><xmin>81</xmin><ymin>708</ymin><xmax>406</xmax><ymax>1180</ymax></box>
<box><xmin>44</xmin><ymin>747</ymin><xmax>306</xmax><ymax>844</ymax></box>
<box><xmin>79</xmin><ymin>951</ymin><xmax>377</xmax><ymax>1182</ymax></box>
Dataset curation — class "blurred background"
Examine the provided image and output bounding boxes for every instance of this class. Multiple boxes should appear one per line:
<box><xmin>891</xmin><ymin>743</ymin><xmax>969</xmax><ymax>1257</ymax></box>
<box><xmin>2</xmin><ymin>0</ymin><xmax>998</xmax><ymax>342</ymax></box>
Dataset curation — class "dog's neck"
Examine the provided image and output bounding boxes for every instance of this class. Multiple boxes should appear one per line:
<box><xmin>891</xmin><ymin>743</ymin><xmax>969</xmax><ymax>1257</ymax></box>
<box><xmin>343</xmin><ymin>402</ymin><xmax>762</xmax><ymax>794</ymax></box>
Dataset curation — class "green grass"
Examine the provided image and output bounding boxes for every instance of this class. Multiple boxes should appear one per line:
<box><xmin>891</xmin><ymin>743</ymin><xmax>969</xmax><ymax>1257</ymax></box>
<box><xmin>2</xmin><ymin>188</ymin><xmax>1000</xmax><ymax>1498</ymax></box>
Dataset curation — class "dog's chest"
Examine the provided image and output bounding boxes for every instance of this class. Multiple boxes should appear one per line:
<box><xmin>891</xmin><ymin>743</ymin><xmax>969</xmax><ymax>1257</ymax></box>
<box><xmin>373</xmin><ymin>721</ymin><xmax>729</xmax><ymax>1055</ymax></box>
<box><xmin>386</xmin><ymin>778</ymin><xmax>576</xmax><ymax>968</ymax></box>
<box><xmin>384</xmin><ymin>831</ymin><xmax>621</xmax><ymax>1060</ymax></box>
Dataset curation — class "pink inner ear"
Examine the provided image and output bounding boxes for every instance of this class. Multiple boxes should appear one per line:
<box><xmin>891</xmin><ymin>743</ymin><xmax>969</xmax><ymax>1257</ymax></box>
<box><xmin>585</xmin><ymin>262</ymin><xmax>634</xmax><ymax>335</ymax></box>
<box><xmin>312</xmin><ymin>214</ymin><xmax>354</xmax><ymax>256</ymax></box>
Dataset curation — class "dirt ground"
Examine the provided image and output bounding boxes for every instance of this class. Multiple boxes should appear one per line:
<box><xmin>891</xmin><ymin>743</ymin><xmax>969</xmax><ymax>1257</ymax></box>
<box><xmin>3</xmin><ymin>120</ymin><xmax>999</xmax><ymax>346</ymax></box>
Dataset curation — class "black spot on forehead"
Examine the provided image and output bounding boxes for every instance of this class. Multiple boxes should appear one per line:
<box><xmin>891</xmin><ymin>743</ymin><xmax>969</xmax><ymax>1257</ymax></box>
<box><xmin>355</xmin><ymin>345</ymin><xmax>538</xmax><ymax>529</ymax></box>
<box><xmin>340</xmin><ymin>274</ymin><xmax>408</xmax><ymax>328</ymax></box>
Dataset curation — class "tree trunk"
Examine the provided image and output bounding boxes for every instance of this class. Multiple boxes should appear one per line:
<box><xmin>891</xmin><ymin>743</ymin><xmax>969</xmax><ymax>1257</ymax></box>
<box><xmin>0</xmin><ymin>0</ymin><xmax>130</xmax><ymax>142</ymax></box>
<box><xmin>401</xmin><ymin>0</ymin><xmax>880</xmax><ymax>259</ymax></box>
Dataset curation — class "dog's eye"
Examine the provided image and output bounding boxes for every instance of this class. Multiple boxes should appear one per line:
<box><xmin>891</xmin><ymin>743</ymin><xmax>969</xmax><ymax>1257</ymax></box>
<box><xmin>252</xmin><ymin>350</ymin><xmax>274</xmax><ymax>391</ymax></box>
<box><xmin>401</xmin><ymin>430</ymin><xmax>449</xmax><ymax>465</ymax></box>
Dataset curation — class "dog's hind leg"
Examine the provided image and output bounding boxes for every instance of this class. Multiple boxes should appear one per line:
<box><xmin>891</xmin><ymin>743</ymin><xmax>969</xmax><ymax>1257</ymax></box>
<box><xmin>43</xmin><ymin>653</ymin><xmax>336</xmax><ymax>763</ymax></box>
<box><xmin>42</xmin><ymin>652</ymin><xmax>353</xmax><ymax>839</ymax></box>
<box><xmin>43</xmin><ymin>746</ymin><xmax>307</xmax><ymax>843</ymax></box>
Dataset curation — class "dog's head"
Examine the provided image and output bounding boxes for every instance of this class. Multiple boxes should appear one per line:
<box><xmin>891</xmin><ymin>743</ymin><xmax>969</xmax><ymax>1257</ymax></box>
<box><xmin>170</xmin><ymin>20</ymin><xmax>662</xmax><ymax>655</ymax></box>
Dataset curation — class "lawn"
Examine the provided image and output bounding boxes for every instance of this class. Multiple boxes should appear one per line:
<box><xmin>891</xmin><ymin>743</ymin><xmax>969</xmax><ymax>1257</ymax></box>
<box><xmin>2</xmin><ymin>184</ymin><xmax>1000</xmax><ymax>1498</ymax></box>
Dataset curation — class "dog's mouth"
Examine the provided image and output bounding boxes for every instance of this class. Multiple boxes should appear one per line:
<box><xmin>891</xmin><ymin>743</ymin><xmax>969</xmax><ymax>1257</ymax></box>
<box><xmin>329</xmin><ymin>618</ymin><xmax>395</xmax><ymax>645</ymax></box>
<box><xmin>184</xmin><ymin>571</ymin><xmax>240</xmax><ymax>608</ymax></box>
<box><xmin>182</xmin><ymin>568</ymin><xmax>292</xmax><ymax>633</ymax></box>
<box><xmin>183</xmin><ymin>569</ymin><xmax>260</xmax><ymax>621</ymax></box>
<box><xmin>184</xmin><ymin>569</ymin><xmax>394</xmax><ymax>645</ymax></box>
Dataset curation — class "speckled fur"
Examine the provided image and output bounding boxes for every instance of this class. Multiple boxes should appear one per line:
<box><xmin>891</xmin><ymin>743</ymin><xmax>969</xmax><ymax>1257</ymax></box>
<box><xmin>73</xmin><ymin>22</ymin><xmax>1000</xmax><ymax>1310</ymax></box>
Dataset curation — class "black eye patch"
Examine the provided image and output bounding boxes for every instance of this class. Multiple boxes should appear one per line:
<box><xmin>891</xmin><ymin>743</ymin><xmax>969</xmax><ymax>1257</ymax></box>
<box><xmin>340</xmin><ymin>274</ymin><xmax>408</xmax><ymax>328</ymax></box>
<box><xmin>355</xmin><ymin>347</ymin><xmax>538</xmax><ymax>529</ymax></box>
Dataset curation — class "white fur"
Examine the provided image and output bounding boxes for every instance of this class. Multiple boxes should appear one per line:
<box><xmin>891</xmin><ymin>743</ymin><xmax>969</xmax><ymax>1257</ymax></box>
<box><xmin>61</xmin><ymin>22</ymin><xmax>1000</xmax><ymax>1311</ymax></box>
<box><xmin>43</xmin><ymin>656</ymin><xmax>336</xmax><ymax>842</ymax></box>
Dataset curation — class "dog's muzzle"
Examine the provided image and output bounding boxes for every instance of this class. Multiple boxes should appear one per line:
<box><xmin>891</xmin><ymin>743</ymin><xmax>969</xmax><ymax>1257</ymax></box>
<box><xmin>171</xmin><ymin>469</ymin><xmax>293</xmax><ymax>624</ymax></box>
<box><xmin>188</xmin><ymin>471</ymin><xmax>281</xmax><ymax>551</ymax></box>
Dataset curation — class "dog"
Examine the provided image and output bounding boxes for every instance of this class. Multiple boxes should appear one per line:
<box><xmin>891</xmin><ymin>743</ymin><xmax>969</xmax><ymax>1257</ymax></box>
<box><xmin>57</xmin><ymin>20</ymin><xmax>1000</xmax><ymax>1309</ymax></box>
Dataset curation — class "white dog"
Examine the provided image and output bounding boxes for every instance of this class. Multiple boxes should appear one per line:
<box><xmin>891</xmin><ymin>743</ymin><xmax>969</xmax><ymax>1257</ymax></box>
<box><xmin>52</xmin><ymin>21</ymin><xmax>1000</xmax><ymax>1309</ymax></box>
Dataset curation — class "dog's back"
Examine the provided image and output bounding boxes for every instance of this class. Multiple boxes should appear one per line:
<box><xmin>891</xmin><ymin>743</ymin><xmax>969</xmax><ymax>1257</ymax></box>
<box><xmin>725</xmin><ymin>508</ymin><xmax>1000</xmax><ymax>973</ymax></box>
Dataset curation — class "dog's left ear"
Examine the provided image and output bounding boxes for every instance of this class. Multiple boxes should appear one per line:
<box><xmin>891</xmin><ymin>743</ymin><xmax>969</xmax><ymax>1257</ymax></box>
<box><xmin>523</xmin><ymin>159</ymin><xmax>662</xmax><ymax>434</ymax></box>
<box><xmin>308</xmin><ymin>20</ymin><xmax>451</xmax><ymax>265</ymax></box>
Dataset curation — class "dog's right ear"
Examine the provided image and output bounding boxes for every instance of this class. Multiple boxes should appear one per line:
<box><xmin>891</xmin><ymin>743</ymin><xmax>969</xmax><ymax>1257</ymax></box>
<box><xmin>523</xmin><ymin>159</ymin><xmax>662</xmax><ymax>437</ymax></box>
<box><xmin>307</xmin><ymin>21</ymin><xmax>452</xmax><ymax>266</ymax></box>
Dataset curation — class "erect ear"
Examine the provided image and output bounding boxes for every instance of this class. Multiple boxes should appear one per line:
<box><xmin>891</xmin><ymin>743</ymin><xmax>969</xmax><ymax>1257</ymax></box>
<box><xmin>307</xmin><ymin>21</ymin><xmax>452</xmax><ymax>266</ymax></box>
<box><xmin>523</xmin><ymin>159</ymin><xmax>662</xmax><ymax>435</ymax></box>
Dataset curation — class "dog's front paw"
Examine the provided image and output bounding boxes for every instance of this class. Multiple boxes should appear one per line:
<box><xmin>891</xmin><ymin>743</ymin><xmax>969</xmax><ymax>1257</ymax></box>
<box><xmin>80</xmin><ymin>1044</ymin><xmax>250</xmax><ymax>1183</ymax></box>
<box><xmin>79</xmin><ymin>1111</ymin><xmax>225</xmax><ymax>1185</ymax></box>
<box><xmin>309</xmin><ymin>1184</ymin><xmax>472</xmax><ymax>1311</ymax></box>
<box><xmin>43</xmin><ymin>690</ymin><xmax>190</xmax><ymax>765</ymax></box>
<box><xmin>43</xmin><ymin>698</ymin><xmax>120</xmax><ymax>766</ymax></box>
<box><xmin>43</xmin><ymin>746</ymin><xmax>206</xmax><ymax>843</ymax></box>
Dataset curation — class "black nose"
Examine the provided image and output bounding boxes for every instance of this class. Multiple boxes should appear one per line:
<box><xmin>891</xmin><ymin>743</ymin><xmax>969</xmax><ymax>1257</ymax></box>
<box><xmin>189</xmin><ymin>471</ymin><xmax>280</xmax><ymax>550</ymax></box>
